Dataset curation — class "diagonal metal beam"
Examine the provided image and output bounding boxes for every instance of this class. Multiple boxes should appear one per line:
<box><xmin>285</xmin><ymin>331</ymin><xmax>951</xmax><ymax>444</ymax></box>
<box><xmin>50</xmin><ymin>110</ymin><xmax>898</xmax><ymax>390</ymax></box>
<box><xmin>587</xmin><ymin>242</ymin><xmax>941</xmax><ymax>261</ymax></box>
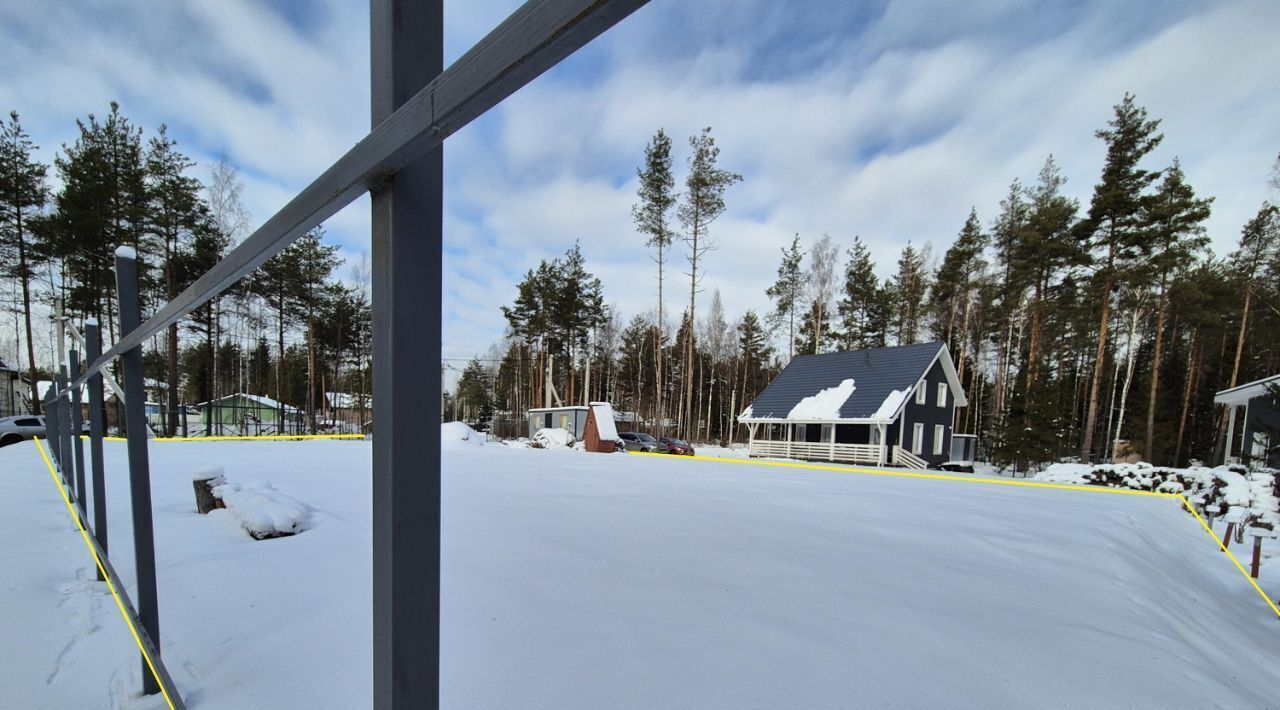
<box><xmin>72</xmin><ymin>0</ymin><xmax>650</xmax><ymax>391</ymax></box>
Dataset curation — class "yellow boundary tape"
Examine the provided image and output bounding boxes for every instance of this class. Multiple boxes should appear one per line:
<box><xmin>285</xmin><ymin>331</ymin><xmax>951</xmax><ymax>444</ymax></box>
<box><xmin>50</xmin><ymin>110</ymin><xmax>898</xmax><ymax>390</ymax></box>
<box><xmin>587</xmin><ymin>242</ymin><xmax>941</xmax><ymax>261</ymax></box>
<box><xmin>32</xmin><ymin>437</ymin><xmax>178</xmax><ymax>710</ymax></box>
<box><xmin>630</xmin><ymin>451</ymin><xmax>1280</xmax><ymax>619</ymax></box>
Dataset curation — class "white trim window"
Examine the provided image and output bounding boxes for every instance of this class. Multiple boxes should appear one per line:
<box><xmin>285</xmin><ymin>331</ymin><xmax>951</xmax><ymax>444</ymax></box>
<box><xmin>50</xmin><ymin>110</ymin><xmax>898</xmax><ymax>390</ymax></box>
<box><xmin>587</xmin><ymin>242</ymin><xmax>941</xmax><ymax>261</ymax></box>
<box><xmin>915</xmin><ymin>382</ymin><xmax>926</xmax><ymax>405</ymax></box>
<box><xmin>934</xmin><ymin>424</ymin><xmax>945</xmax><ymax>456</ymax></box>
<box><xmin>912</xmin><ymin>423</ymin><xmax>924</xmax><ymax>455</ymax></box>
<box><xmin>937</xmin><ymin>382</ymin><xmax>947</xmax><ymax>408</ymax></box>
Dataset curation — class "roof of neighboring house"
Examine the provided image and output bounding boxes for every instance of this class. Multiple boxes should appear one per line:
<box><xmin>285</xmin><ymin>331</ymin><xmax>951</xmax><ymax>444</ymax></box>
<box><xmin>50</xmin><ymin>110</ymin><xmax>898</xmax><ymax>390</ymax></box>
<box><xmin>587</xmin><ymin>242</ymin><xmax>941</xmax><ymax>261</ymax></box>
<box><xmin>740</xmin><ymin>341</ymin><xmax>967</xmax><ymax>423</ymax></box>
<box><xmin>195</xmin><ymin>393</ymin><xmax>302</xmax><ymax>414</ymax></box>
<box><xmin>1214</xmin><ymin>374</ymin><xmax>1280</xmax><ymax>406</ymax></box>
<box><xmin>325</xmin><ymin>391</ymin><xmax>371</xmax><ymax>409</ymax></box>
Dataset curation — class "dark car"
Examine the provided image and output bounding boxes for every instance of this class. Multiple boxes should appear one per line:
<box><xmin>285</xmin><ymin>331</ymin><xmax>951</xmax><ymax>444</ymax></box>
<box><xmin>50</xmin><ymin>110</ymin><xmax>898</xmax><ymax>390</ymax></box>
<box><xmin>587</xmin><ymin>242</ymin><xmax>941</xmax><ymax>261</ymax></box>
<box><xmin>658</xmin><ymin>436</ymin><xmax>695</xmax><ymax>456</ymax></box>
<box><xmin>618</xmin><ymin>431</ymin><xmax>662</xmax><ymax>452</ymax></box>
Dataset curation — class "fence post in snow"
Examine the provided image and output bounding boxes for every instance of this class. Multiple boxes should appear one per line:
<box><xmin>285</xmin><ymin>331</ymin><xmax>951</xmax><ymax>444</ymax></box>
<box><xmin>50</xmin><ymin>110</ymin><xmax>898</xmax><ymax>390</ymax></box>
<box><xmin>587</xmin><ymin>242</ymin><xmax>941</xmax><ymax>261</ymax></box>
<box><xmin>115</xmin><ymin>247</ymin><xmax>163</xmax><ymax>696</ymax></box>
<box><xmin>371</xmin><ymin>0</ymin><xmax>443</xmax><ymax>704</ymax></box>
<box><xmin>86</xmin><ymin>319</ymin><xmax>109</xmax><ymax>581</ymax></box>
<box><xmin>70</xmin><ymin>348</ymin><xmax>88</xmax><ymax>511</ymax></box>
<box><xmin>47</xmin><ymin>390</ymin><xmax>62</xmax><ymax>473</ymax></box>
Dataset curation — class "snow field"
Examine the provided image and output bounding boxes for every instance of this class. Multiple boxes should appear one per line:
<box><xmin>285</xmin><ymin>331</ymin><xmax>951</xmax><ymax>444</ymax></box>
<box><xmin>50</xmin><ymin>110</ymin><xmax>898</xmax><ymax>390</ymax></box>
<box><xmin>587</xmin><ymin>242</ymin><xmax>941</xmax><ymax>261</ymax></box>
<box><xmin>2</xmin><ymin>438</ymin><xmax>1279</xmax><ymax>708</ymax></box>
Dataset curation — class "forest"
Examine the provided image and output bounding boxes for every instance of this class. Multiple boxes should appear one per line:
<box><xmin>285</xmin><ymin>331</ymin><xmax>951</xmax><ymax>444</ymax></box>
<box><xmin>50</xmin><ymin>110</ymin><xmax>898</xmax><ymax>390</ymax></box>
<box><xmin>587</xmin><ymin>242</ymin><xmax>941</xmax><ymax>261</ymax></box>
<box><xmin>469</xmin><ymin>95</ymin><xmax>1280</xmax><ymax>469</ymax></box>
<box><xmin>3</xmin><ymin>95</ymin><xmax>1279</xmax><ymax>468</ymax></box>
<box><xmin>0</xmin><ymin>103</ymin><xmax>371</xmax><ymax>436</ymax></box>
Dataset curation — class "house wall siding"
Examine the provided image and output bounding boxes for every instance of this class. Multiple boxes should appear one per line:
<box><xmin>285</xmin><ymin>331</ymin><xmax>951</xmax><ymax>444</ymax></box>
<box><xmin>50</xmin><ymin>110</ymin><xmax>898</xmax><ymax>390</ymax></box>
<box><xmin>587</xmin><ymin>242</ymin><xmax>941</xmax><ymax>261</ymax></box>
<box><xmin>900</xmin><ymin>358</ymin><xmax>954</xmax><ymax>467</ymax></box>
<box><xmin>1244</xmin><ymin>394</ymin><xmax>1280</xmax><ymax>468</ymax></box>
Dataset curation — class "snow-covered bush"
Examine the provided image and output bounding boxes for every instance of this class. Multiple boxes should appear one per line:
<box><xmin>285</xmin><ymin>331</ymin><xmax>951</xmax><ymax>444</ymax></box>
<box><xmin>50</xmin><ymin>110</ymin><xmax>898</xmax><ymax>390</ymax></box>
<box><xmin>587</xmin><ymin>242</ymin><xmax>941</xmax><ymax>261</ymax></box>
<box><xmin>1035</xmin><ymin>462</ymin><xmax>1279</xmax><ymax>532</ymax></box>
<box><xmin>531</xmin><ymin>428</ymin><xmax>574</xmax><ymax>449</ymax></box>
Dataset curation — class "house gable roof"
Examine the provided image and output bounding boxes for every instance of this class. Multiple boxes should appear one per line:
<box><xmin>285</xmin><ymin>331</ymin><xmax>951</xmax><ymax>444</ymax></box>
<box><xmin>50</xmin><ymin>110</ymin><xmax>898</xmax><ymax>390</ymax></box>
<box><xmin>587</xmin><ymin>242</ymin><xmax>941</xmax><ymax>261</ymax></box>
<box><xmin>742</xmin><ymin>341</ymin><xmax>966</xmax><ymax>422</ymax></box>
<box><xmin>1214</xmin><ymin>374</ymin><xmax>1280</xmax><ymax>406</ymax></box>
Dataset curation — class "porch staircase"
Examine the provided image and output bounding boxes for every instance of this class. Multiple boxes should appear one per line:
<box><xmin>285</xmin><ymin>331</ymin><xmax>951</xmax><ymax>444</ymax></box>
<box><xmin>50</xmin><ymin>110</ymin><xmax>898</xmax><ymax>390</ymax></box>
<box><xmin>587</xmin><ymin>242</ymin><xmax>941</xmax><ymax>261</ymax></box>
<box><xmin>892</xmin><ymin>446</ymin><xmax>928</xmax><ymax>470</ymax></box>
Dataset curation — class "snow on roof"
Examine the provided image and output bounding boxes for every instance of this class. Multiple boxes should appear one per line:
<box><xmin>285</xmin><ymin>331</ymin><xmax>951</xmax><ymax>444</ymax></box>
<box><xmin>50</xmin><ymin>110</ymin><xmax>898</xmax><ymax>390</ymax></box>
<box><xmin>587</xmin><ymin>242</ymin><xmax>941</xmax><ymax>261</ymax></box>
<box><xmin>37</xmin><ymin>379</ymin><xmax>88</xmax><ymax>401</ymax></box>
<box><xmin>871</xmin><ymin>388</ymin><xmax>913</xmax><ymax>421</ymax></box>
<box><xmin>743</xmin><ymin>342</ymin><xmax>961</xmax><ymax>421</ymax></box>
<box><xmin>1214</xmin><ymin>374</ymin><xmax>1280</xmax><ymax>406</ymax></box>
<box><xmin>786</xmin><ymin>379</ymin><xmax>856</xmax><ymax>420</ymax></box>
<box><xmin>590</xmin><ymin>401</ymin><xmax>621</xmax><ymax>441</ymax></box>
<box><xmin>196</xmin><ymin>393</ymin><xmax>302</xmax><ymax>414</ymax></box>
<box><xmin>325</xmin><ymin>391</ymin><xmax>371</xmax><ymax>409</ymax></box>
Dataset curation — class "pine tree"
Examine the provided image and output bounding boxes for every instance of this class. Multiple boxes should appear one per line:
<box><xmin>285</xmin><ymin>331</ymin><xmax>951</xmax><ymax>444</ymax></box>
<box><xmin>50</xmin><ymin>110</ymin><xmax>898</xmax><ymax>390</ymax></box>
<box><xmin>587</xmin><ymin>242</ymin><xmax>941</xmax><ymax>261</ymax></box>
<box><xmin>835</xmin><ymin>236</ymin><xmax>880</xmax><ymax>349</ymax></box>
<box><xmin>0</xmin><ymin>111</ymin><xmax>48</xmax><ymax>413</ymax></box>
<box><xmin>43</xmin><ymin>102</ymin><xmax>149</xmax><ymax>340</ymax></box>
<box><xmin>145</xmin><ymin>125</ymin><xmax>212</xmax><ymax>434</ymax></box>
<box><xmin>1140</xmin><ymin>158</ymin><xmax>1211</xmax><ymax>461</ymax></box>
<box><xmin>633</xmin><ymin>129</ymin><xmax>676</xmax><ymax>430</ymax></box>
<box><xmin>766</xmin><ymin>234</ymin><xmax>805</xmax><ymax>360</ymax></box>
<box><xmin>1077</xmin><ymin>94</ymin><xmax>1163</xmax><ymax>461</ymax></box>
<box><xmin>677</xmin><ymin>127</ymin><xmax>740</xmax><ymax>439</ymax></box>
<box><xmin>928</xmin><ymin>210</ymin><xmax>986</xmax><ymax>372</ymax></box>
<box><xmin>889</xmin><ymin>242</ymin><xmax>928</xmax><ymax>345</ymax></box>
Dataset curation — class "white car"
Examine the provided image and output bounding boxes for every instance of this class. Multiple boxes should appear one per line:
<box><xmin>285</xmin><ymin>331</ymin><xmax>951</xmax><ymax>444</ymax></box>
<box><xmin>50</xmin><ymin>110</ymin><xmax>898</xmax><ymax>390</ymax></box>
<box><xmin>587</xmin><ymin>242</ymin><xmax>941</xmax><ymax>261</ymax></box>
<box><xmin>0</xmin><ymin>415</ymin><xmax>89</xmax><ymax>447</ymax></box>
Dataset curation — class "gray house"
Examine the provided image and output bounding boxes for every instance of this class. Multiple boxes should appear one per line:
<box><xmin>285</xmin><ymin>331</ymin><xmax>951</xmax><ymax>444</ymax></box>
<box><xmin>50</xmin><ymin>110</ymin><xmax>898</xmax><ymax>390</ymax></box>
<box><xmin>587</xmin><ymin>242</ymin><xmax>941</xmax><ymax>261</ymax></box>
<box><xmin>1214</xmin><ymin>374</ymin><xmax>1280</xmax><ymax>468</ymax></box>
<box><xmin>0</xmin><ymin>356</ymin><xmax>21</xmax><ymax>417</ymax></box>
<box><xmin>739</xmin><ymin>342</ymin><xmax>967</xmax><ymax>469</ymax></box>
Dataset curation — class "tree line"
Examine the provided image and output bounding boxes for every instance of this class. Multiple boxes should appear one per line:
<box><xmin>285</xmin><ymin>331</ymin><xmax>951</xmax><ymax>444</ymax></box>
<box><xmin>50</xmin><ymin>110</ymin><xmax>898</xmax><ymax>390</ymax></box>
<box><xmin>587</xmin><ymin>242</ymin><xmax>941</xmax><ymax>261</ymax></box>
<box><xmin>0</xmin><ymin>103</ymin><xmax>371</xmax><ymax>434</ymax></box>
<box><xmin>466</xmin><ymin>95</ymin><xmax>1280</xmax><ymax>470</ymax></box>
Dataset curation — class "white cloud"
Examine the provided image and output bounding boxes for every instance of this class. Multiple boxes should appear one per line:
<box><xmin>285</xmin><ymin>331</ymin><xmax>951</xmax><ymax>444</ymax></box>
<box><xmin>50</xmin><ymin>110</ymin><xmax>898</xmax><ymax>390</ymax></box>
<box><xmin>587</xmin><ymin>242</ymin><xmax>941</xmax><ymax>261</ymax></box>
<box><xmin>2</xmin><ymin>0</ymin><xmax>1277</xmax><ymax>365</ymax></box>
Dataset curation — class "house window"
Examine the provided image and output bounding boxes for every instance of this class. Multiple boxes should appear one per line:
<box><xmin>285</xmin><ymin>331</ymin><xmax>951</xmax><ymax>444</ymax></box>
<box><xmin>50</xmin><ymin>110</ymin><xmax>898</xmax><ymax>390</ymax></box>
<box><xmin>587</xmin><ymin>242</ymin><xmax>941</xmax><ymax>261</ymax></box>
<box><xmin>912</xmin><ymin>423</ymin><xmax>923</xmax><ymax>455</ymax></box>
<box><xmin>915</xmin><ymin>382</ymin><xmax>926</xmax><ymax>405</ymax></box>
<box><xmin>934</xmin><ymin>425</ymin><xmax>945</xmax><ymax>456</ymax></box>
<box><xmin>937</xmin><ymin>382</ymin><xmax>947</xmax><ymax>408</ymax></box>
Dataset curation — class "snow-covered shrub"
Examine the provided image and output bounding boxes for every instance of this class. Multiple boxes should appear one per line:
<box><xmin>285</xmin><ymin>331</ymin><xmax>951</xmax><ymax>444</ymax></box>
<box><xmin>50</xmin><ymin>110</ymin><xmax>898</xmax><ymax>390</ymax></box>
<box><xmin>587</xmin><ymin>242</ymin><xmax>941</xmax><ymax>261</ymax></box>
<box><xmin>531</xmin><ymin>428</ymin><xmax>574</xmax><ymax>449</ymax></box>
<box><xmin>1034</xmin><ymin>462</ymin><xmax>1280</xmax><ymax>532</ymax></box>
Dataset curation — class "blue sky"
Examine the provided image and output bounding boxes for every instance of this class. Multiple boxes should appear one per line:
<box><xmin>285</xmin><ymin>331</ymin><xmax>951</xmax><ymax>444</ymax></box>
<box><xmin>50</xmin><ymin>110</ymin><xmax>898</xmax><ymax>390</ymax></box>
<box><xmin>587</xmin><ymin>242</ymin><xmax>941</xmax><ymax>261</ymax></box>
<box><xmin>3</xmin><ymin>0</ymin><xmax>1279</xmax><ymax>370</ymax></box>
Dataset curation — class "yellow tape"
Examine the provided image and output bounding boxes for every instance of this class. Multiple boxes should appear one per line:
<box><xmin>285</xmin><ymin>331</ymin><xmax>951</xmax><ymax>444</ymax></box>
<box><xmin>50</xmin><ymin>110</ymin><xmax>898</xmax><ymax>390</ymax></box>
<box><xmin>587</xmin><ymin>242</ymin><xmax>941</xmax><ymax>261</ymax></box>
<box><xmin>33</xmin><ymin>437</ymin><xmax>178</xmax><ymax>709</ymax></box>
<box><xmin>630</xmin><ymin>451</ymin><xmax>1280</xmax><ymax>618</ymax></box>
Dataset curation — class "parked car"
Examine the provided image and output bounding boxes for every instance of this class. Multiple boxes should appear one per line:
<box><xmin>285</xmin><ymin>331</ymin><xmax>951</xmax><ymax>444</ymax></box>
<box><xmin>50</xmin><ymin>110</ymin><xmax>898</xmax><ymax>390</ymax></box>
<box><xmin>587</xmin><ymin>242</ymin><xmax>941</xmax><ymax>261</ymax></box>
<box><xmin>658</xmin><ymin>436</ymin><xmax>695</xmax><ymax>456</ymax></box>
<box><xmin>0</xmin><ymin>415</ymin><xmax>90</xmax><ymax>447</ymax></box>
<box><xmin>617</xmin><ymin>431</ymin><xmax>662</xmax><ymax>452</ymax></box>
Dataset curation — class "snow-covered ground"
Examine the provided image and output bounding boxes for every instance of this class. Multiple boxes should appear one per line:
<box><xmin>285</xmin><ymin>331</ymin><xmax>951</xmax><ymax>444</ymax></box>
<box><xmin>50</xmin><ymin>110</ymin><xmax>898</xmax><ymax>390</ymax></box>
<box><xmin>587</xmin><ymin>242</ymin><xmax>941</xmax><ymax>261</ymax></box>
<box><xmin>2</xmin><ymin>438</ymin><xmax>1279</xmax><ymax>708</ymax></box>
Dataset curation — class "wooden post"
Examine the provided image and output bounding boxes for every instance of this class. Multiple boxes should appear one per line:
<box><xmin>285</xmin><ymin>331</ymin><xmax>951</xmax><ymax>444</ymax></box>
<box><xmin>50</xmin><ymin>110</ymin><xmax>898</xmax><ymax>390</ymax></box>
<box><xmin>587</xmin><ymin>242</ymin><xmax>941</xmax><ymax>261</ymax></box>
<box><xmin>192</xmin><ymin>468</ymin><xmax>226</xmax><ymax>514</ymax></box>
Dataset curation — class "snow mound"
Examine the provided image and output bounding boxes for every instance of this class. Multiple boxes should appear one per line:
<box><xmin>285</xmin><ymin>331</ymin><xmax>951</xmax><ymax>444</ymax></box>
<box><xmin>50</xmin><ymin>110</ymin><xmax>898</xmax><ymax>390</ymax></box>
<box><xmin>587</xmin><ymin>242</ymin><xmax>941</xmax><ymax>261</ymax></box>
<box><xmin>787</xmin><ymin>379</ymin><xmax>855</xmax><ymax>419</ymax></box>
<box><xmin>872</xmin><ymin>387</ymin><xmax>912</xmax><ymax>420</ymax></box>
<box><xmin>532</xmin><ymin>428</ymin><xmax>574</xmax><ymax>449</ymax></box>
<box><xmin>211</xmin><ymin>480</ymin><xmax>313</xmax><ymax>540</ymax></box>
<box><xmin>442</xmin><ymin>421</ymin><xmax>485</xmax><ymax>447</ymax></box>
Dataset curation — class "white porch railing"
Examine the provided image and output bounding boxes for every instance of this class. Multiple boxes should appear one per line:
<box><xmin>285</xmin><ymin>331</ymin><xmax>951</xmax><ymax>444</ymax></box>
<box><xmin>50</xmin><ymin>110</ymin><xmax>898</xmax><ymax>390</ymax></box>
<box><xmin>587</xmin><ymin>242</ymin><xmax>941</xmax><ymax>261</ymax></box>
<box><xmin>748</xmin><ymin>440</ymin><xmax>883</xmax><ymax>465</ymax></box>
<box><xmin>892</xmin><ymin>446</ymin><xmax>928</xmax><ymax>470</ymax></box>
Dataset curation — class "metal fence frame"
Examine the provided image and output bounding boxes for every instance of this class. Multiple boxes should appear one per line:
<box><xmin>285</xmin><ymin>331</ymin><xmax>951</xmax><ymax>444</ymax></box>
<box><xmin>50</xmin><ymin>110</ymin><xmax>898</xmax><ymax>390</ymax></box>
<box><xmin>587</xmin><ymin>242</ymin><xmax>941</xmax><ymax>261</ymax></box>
<box><xmin>41</xmin><ymin>0</ymin><xmax>650</xmax><ymax>706</ymax></box>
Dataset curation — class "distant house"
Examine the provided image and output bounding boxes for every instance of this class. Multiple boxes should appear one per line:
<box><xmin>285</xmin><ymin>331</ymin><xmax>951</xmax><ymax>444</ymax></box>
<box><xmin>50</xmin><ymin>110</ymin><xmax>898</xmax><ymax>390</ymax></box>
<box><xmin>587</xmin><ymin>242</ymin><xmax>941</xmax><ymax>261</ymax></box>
<box><xmin>527</xmin><ymin>405</ymin><xmax>590</xmax><ymax>440</ymax></box>
<box><xmin>196</xmin><ymin>393</ymin><xmax>305</xmax><ymax>435</ymax></box>
<box><xmin>1</xmin><ymin>356</ymin><xmax>21</xmax><ymax>417</ymax></box>
<box><xmin>1214</xmin><ymin>374</ymin><xmax>1280</xmax><ymax>468</ymax></box>
<box><xmin>738</xmin><ymin>342</ymin><xmax>967</xmax><ymax>469</ymax></box>
<box><xmin>324</xmin><ymin>391</ymin><xmax>372</xmax><ymax>433</ymax></box>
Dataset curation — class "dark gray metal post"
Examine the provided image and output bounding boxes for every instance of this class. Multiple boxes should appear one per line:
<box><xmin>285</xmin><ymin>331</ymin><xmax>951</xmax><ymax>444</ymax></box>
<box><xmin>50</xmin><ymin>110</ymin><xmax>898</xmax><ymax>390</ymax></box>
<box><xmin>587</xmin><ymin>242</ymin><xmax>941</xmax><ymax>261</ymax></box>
<box><xmin>47</xmin><ymin>393</ymin><xmax>62</xmax><ymax>472</ymax></box>
<box><xmin>59</xmin><ymin>367</ymin><xmax>75</xmax><ymax>492</ymax></box>
<box><xmin>116</xmin><ymin>249</ymin><xmax>163</xmax><ymax>697</ymax></box>
<box><xmin>86</xmin><ymin>320</ymin><xmax>109</xmax><ymax>581</ymax></box>
<box><xmin>70</xmin><ymin>349</ymin><xmax>88</xmax><ymax>509</ymax></box>
<box><xmin>371</xmin><ymin>0</ymin><xmax>442</xmax><ymax>706</ymax></box>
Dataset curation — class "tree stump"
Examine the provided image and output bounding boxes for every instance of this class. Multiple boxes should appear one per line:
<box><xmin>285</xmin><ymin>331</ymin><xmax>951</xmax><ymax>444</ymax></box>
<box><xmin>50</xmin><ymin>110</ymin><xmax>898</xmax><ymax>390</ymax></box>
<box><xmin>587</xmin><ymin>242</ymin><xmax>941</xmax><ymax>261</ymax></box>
<box><xmin>193</xmin><ymin>467</ymin><xmax>226</xmax><ymax>514</ymax></box>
